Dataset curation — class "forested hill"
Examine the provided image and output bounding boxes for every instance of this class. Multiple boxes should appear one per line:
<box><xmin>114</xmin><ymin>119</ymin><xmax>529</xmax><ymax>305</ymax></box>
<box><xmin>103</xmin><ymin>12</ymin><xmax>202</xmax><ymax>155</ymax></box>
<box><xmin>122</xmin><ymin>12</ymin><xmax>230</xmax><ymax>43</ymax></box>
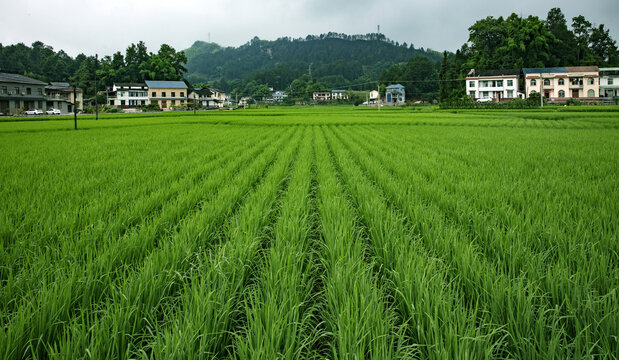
<box><xmin>184</xmin><ymin>33</ymin><xmax>442</xmax><ymax>90</ymax></box>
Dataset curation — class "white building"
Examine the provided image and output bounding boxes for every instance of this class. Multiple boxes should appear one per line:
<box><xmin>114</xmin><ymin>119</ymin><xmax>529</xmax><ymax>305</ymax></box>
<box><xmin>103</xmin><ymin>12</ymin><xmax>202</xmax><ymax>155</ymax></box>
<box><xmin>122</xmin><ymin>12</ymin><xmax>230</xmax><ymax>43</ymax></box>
<box><xmin>599</xmin><ymin>67</ymin><xmax>619</xmax><ymax>99</ymax></box>
<box><xmin>466</xmin><ymin>69</ymin><xmax>520</xmax><ymax>101</ymax></box>
<box><xmin>109</xmin><ymin>83</ymin><xmax>149</xmax><ymax>107</ymax></box>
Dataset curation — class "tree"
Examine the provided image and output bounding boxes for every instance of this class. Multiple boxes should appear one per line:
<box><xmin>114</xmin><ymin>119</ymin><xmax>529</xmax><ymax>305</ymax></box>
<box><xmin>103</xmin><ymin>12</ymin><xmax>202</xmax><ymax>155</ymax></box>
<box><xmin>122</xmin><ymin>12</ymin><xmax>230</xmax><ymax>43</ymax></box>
<box><xmin>546</xmin><ymin>8</ymin><xmax>578</xmax><ymax>66</ymax></box>
<box><xmin>589</xmin><ymin>24</ymin><xmax>619</xmax><ymax>65</ymax></box>
<box><xmin>139</xmin><ymin>44</ymin><xmax>187</xmax><ymax>81</ymax></box>
<box><xmin>572</xmin><ymin>15</ymin><xmax>592</xmax><ymax>63</ymax></box>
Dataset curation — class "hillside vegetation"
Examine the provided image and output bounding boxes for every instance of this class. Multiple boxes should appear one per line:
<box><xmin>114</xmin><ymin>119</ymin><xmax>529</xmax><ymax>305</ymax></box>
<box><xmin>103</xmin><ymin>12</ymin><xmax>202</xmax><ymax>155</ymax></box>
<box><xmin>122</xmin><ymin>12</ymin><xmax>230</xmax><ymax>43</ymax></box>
<box><xmin>184</xmin><ymin>33</ymin><xmax>442</xmax><ymax>90</ymax></box>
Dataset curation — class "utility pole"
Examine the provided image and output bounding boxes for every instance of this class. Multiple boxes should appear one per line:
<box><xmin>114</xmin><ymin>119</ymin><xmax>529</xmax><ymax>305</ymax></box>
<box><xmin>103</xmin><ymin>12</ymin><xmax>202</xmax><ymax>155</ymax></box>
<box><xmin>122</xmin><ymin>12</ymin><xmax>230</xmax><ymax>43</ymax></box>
<box><xmin>540</xmin><ymin>76</ymin><xmax>544</xmax><ymax>107</ymax></box>
<box><xmin>73</xmin><ymin>85</ymin><xmax>78</xmax><ymax>130</ymax></box>
<box><xmin>377</xmin><ymin>82</ymin><xmax>381</xmax><ymax>112</ymax></box>
<box><xmin>95</xmin><ymin>54</ymin><xmax>99</xmax><ymax>120</ymax></box>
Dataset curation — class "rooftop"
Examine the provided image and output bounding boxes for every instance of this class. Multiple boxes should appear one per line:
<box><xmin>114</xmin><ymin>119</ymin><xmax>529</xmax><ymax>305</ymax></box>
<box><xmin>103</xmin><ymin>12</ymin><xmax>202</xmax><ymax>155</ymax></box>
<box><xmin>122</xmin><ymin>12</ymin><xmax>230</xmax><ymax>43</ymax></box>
<box><xmin>145</xmin><ymin>80</ymin><xmax>187</xmax><ymax>89</ymax></box>
<box><xmin>468</xmin><ymin>69</ymin><xmax>520</xmax><ymax>77</ymax></box>
<box><xmin>522</xmin><ymin>67</ymin><xmax>567</xmax><ymax>74</ymax></box>
<box><xmin>386</xmin><ymin>84</ymin><xmax>405</xmax><ymax>89</ymax></box>
<box><xmin>565</xmin><ymin>66</ymin><xmax>599</xmax><ymax>73</ymax></box>
<box><xmin>0</xmin><ymin>72</ymin><xmax>48</xmax><ymax>85</ymax></box>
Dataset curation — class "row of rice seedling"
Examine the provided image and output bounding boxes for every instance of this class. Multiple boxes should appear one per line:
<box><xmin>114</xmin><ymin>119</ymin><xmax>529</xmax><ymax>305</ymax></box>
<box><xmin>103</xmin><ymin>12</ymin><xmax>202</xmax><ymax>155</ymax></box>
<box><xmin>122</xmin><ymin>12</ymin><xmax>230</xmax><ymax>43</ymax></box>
<box><xmin>333</xmin><ymin>125</ymin><xmax>616</xmax><ymax>357</ymax></box>
<box><xmin>321</xmin><ymin>126</ymin><xmax>499</xmax><ymax>359</ymax></box>
<box><xmin>313</xmin><ymin>126</ymin><xmax>409</xmax><ymax>359</ymax></box>
<box><xmin>0</xmin><ymin>126</ymin><xmax>283</xmax><ymax>337</ymax></box>
<box><xmin>1</xmin><ymin>127</ymin><xmax>296</xmax><ymax>359</ymax></box>
<box><xmin>144</xmin><ymin>127</ymin><xmax>304</xmax><ymax>359</ymax></box>
<box><xmin>0</xmin><ymin>126</ymin><xmax>278</xmax><ymax>316</ymax></box>
<box><xmin>355</xmin><ymin>123</ymin><xmax>617</xmax><ymax>313</ymax></box>
<box><xmin>233</xmin><ymin>128</ymin><xmax>319</xmax><ymax>359</ymax></box>
<box><xmin>360</xmin><ymin>124</ymin><xmax>617</xmax><ymax>297</ymax></box>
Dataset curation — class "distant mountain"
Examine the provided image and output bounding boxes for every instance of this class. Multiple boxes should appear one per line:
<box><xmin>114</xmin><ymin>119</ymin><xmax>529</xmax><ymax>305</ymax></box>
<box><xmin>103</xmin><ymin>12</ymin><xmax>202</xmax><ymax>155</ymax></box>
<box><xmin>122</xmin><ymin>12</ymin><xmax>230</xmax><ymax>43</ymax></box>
<box><xmin>184</xmin><ymin>33</ymin><xmax>442</xmax><ymax>90</ymax></box>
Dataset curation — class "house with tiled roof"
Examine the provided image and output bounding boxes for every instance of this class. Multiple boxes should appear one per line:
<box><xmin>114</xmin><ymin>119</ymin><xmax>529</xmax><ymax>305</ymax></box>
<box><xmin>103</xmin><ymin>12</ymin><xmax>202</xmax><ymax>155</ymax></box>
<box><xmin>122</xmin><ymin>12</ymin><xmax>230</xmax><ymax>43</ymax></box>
<box><xmin>0</xmin><ymin>73</ymin><xmax>48</xmax><ymax>114</ymax></box>
<box><xmin>145</xmin><ymin>80</ymin><xmax>187</xmax><ymax>110</ymax></box>
<box><xmin>46</xmin><ymin>82</ymin><xmax>83</xmax><ymax>113</ymax></box>
<box><xmin>523</xmin><ymin>66</ymin><xmax>599</xmax><ymax>101</ymax></box>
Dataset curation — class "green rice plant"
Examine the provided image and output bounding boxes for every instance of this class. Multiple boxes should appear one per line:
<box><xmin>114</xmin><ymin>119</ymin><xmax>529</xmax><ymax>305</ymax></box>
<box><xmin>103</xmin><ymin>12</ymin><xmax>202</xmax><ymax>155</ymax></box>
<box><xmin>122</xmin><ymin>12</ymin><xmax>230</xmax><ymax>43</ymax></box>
<box><xmin>233</xmin><ymin>127</ymin><xmax>320</xmax><ymax>359</ymax></box>
<box><xmin>311</xmin><ymin>126</ymin><xmax>409</xmax><ymax>360</ymax></box>
<box><xmin>145</xmin><ymin>127</ymin><xmax>304</xmax><ymax>359</ymax></box>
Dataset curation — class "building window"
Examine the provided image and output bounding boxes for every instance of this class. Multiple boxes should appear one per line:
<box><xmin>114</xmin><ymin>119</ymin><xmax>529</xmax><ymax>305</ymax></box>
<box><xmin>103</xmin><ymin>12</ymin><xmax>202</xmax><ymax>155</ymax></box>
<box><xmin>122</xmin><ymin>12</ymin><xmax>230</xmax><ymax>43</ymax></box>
<box><xmin>171</xmin><ymin>92</ymin><xmax>176</xmax><ymax>97</ymax></box>
<box><xmin>14</xmin><ymin>87</ymin><xmax>20</xmax><ymax>95</ymax></box>
<box><xmin>587</xmin><ymin>89</ymin><xmax>595</xmax><ymax>97</ymax></box>
<box><xmin>1</xmin><ymin>86</ymin><xmax>7</xmax><ymax>94</ymax></box>
<box><xmin>482</xmin><ymin>91</ymin><xmax>489</xmax><ymax>98</ymax></box>
<box><xmin>507</xmin><ymin>80</ymin><xmax>513</xmax><ymax>87</ymax></box>
<box><xmin>558</xmin><ymin>90</ymin><xmax>565</xmax><ymax>97</ymax></box>
<box><xmin>162</xmin><ymin>91</ymin><xmax>166</xmax><ymax>97</ymax></box>
<box><xmin>172</xmin><ymin>100</ymin><xmax>176</xmax><ymax>105</ymax></box>
<box><xmin>530</xmin><ymin>79</ymin><xmax>536</xmax><ymax>86</ymax></box>
<box><xmin>120</xmin><ymin>100</ymin><xmax>125</xmax><ymax>106</ymax></box>
<box><xmin>469</xmin><ymin>91</ymin><xmax>475</xmax><ymax>97</ymax></box>
<box><xmin>497</xmin><ymin>80</ymin><xmax>503</xmax><ymax>87</ymax></box>
<box><xmin>506</xmin><ymin>90</ymin><xmax>514</xmax><ymax>98</ymax></box>
<box><xmin>37</xmin><ymin>88</ymin><xmax>43</xmax><ymax>95</ymax></box>
<box><xmin>151</xmin><ymin>92</ymin><xmax>156</xmax><ymax>97</ymax></box>
<box><xmin>588</xmin><ymin>78</ymin><xmax>595</xmax><ymax>85</ymax></box>
<box><xmin>110</xmin><ymin>100</ymin><xmax>115</xmax><ymax>105</ymax></box>
<box><xmin>543</xmin><ymin>79</ymin><xmax>550</xmax><ymax>86</ymax></box>
<box><xmin>609</xmin><ymin>78</ymin><xmax>614</xmax><ymax>85</ymax></box>
<box><xmin>26</xmin><ymin>88</ymin><xmax>32</xmax><ymax>95</ymax></box>
<box><xmin>469</xmin><ymin>81</ymin><xmax>475</xmax><ymax>88</ymax></box>
<box><xmin>558</xmin><ymin>78</ymin><xmax>564</xmax><ymax>85</ymax></box>
<box><xmin>180</xmin><ymin>92</ymin><xmax>184</xmax><ymax>97</ymax></box>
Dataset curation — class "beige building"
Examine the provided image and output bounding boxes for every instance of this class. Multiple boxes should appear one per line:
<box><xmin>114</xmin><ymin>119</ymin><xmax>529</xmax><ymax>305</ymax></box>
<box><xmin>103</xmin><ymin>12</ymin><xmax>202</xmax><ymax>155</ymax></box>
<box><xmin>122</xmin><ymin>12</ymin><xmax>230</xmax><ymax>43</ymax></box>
<box><xmin>145</xmin><ymin>80</ymin><xmax>187</xmax><ymax>110</ymax></box>
<box><xmin>523</xmin><ymin>66</ymin><xmax>599</xmax><ymax>101</ymax></box>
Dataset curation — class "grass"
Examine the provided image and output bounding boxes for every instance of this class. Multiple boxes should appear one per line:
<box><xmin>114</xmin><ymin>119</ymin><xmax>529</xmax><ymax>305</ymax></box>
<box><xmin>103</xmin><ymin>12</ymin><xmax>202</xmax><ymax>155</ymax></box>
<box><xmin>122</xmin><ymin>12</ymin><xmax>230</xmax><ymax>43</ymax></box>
<box><xmin>0</xmin><ymin>106</ymin><xmax>617</xmax><ymax>359</ymax></box>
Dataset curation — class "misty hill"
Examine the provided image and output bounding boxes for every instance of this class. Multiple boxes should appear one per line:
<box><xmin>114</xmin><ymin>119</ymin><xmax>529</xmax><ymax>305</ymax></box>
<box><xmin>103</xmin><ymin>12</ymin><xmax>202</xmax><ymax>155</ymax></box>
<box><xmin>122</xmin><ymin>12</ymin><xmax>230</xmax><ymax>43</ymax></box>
<box><xmin>184</xmin><ymin>33</ymin><xmax>442</xmax><ymax>90</ymax></box>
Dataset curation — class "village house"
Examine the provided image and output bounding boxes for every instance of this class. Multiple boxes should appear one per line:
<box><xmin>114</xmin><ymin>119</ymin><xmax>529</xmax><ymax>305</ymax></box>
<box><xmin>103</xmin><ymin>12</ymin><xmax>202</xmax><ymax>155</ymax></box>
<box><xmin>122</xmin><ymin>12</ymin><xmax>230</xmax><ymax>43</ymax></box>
<box><xmin>108</xmin><ymin>83</ymin><xmax>149</xmax><ymax>108</ymax></box>
<box><xmin>45</xmin><ymin>82</ymin><xmax>83</xmax><ymax>113</ymax></box>
<box><xmin>146</xmin><ymin>80</ymin><xmax>187</xmax><ymax>110</ymax></box>
<box><xmin>599</xmin><ymin>67</ymin><xmax>619</xmax><ymax>99</ymax></box>
<box><xmin>0</xmin><ymin>73</ymin><xmax>48</xmax><ymax>114</ymax></box>
<box><xmin>466</xmin><ymin>69</ymin><xmax>520</xmax><ymax>101</ymax></box>
<box><xmin>385</xmin><ymin>84</ymin><xmax>405</xmax><ymax>106</ymax></box>
<box><xmin>523</xmin><ymin>66</ymin><xmax>599</xmax><ymax>101</ymax></box>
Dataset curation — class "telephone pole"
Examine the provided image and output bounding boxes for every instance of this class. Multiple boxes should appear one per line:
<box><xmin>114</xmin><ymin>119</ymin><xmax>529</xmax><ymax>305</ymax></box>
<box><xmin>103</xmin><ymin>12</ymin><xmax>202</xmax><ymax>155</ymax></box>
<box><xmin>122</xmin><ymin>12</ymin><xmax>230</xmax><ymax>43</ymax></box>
<box><xmin>95</xmin><ymin>54</ymin><xmax>99</xmax><ymax>120</ymax></box>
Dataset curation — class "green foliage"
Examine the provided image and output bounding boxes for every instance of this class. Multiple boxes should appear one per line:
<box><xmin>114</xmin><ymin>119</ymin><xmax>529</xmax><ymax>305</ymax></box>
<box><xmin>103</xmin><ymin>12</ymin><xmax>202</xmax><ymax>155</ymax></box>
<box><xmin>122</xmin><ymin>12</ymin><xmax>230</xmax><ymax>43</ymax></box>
<box><xmin>184</xmin><ymin>33</ymin><xmax>442</xmax><ymax>91</ymax></box>
<box><xmin>380</xmin><ymin>56</ymin><xmax>439</xmax><ymax>101</ymax></box>
<box><xmin>135</xmin><ymin>103</ymin><xmax>162</xmax><ymax>112</ymax></box>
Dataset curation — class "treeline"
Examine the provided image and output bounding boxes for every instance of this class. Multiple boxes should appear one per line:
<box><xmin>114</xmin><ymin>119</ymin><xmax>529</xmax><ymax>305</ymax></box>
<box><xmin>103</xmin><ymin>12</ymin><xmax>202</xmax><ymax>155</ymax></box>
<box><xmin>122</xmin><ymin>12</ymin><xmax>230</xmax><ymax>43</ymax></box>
<box><xmin>0</xmin><ymin>41</ymin><xmax>187</xmax><ymax>97</ymax></box>
<box><xmin>438</xmin><ymin>8</ymin><xmax>619</xmax><ymax>101</ymax></box>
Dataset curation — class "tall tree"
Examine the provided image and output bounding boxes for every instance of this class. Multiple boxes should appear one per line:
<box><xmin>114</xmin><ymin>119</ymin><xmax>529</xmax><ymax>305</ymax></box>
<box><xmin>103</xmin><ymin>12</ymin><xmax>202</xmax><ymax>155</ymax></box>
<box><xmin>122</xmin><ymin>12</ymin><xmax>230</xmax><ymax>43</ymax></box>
<box><xmin>546</xmin><ymin>8</ymin><xmax>578</xmax><ymax>66</ymax></box>
<box><xmin>572</xmin><ymin>15</ymin><xmax>593</xmax><ymax>63</ymax></box>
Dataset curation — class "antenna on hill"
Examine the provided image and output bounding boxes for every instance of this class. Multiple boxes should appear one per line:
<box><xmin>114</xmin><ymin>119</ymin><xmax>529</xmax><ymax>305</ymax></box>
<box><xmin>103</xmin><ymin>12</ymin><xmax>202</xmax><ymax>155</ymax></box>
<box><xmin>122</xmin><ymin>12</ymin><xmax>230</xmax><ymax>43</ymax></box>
<box><xmin>377</xmin><ymin>25</ymin><xmax>380</xmax><ymax>34</ymax></box>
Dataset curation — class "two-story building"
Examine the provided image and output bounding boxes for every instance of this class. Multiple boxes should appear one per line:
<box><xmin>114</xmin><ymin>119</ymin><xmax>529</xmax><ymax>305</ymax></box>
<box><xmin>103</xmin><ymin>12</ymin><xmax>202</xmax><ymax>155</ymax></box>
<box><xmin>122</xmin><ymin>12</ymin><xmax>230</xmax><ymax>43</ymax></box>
<box><xmin>466</xmin><ymin>69</ymin><xmax>520</xmax><ymax>101</ymax></box>
<box><xmin>145</xmin><ymin>80</ymin><xmax>187</xmax><ymax>110</ymax></box>
<box><xmin>599</xmin><ymin>67</ymin><xmax>619</xmax><ymax>99</ymax></box>
<box><xmin>523</xmin><ymin>66</ymin><xmax>599</xmax><ymax>101</ymax></box>
<box><xmin>0</xmin><ymin>73</ymin><xmax>48</xmax><ymax>114</ymax></box>
<box><xmin>109</xmin><ymin>83</ymin><xmax>149</xmax><ymax>108</ymax></box>
<box><xmin>385</xmin><ymin>84</ymin><xmax>405</xmax><ymax>106</ymax></box>
<box><xmin>45</xmin><ymin>82</ymin><xmax>83</xmax><ymax>113</ymax></box>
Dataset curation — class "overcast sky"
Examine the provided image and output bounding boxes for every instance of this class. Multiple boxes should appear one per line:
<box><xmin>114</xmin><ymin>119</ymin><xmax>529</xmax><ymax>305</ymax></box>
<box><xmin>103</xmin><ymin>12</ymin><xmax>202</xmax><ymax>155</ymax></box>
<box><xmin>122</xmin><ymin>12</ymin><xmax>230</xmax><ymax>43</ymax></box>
<box><xmin>1</xmin><ymin>0</ymin><xmax>617</xmax><ymax>58</ymax></box>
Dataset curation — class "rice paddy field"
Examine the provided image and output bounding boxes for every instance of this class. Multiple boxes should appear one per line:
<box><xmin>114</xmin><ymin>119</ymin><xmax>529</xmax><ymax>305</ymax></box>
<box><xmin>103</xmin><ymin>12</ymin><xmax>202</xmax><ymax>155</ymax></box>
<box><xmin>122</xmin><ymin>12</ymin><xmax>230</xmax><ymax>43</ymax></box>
<box><xmin>0</xmin><ymin>107</ymin><xmax>617</xmax><ymax>359</ymax></box>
